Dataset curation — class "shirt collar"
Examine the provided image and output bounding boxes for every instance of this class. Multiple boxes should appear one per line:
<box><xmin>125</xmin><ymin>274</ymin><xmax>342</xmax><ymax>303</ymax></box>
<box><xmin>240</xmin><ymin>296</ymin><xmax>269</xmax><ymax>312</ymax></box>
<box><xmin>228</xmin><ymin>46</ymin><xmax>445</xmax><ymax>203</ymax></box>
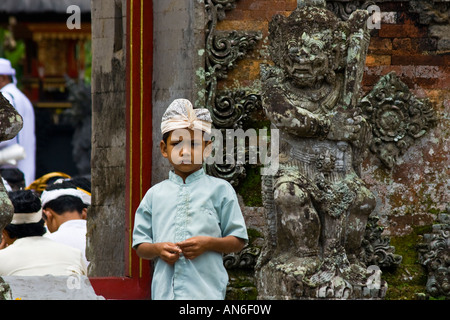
<box><xmin>58</xmin><ymin>219</ymin><xmax>87</xmax><ymax>229</ymax></box>
<box><xmin>169</xmin><ymin>168</ymin><xmax>205</xmax><ymax>185</ymax></box>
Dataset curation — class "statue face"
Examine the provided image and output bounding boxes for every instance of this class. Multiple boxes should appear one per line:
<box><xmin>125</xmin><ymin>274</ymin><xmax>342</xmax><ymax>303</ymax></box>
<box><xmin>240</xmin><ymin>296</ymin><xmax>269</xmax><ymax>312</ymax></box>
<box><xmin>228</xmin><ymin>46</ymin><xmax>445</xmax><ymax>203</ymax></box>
<box><xmin>284</xmin><ymin>31</ymin><xmax>333</xmax><ymax>88</ymax></box>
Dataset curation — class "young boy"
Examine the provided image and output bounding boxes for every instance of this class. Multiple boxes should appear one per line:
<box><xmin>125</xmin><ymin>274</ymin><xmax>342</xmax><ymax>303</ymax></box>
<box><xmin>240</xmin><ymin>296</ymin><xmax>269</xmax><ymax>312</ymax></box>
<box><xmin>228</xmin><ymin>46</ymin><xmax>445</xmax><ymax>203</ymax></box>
<box><xmin>132</xmin><ymin>99</ymin><xmax>248</xmax><ymax>300</ymax></box>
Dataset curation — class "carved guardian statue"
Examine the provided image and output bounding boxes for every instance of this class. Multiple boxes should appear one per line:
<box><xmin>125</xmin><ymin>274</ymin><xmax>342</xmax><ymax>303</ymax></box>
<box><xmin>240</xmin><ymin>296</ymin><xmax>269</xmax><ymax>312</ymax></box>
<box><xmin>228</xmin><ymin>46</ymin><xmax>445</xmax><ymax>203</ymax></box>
<box><xmin>0</xmin><ymin>93</ymin><xmax>23</xmax><ymax>233</ymax></box>
<box><xmin>256</xmin><ymin>0</ymin><xmax>386</xmax><ymax>299</ymax></box>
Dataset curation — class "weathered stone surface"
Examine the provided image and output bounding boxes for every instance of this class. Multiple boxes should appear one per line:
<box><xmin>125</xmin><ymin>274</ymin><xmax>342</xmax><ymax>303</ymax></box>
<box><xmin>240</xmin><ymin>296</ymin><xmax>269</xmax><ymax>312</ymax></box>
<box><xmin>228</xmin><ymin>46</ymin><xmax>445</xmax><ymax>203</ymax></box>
<box><xmin>87</xmin><ymin>0</ymin><xmax>127</xmax><ymax>277</ymax></box>
<box><xmin>0</xmin><ymin>92</ymin><xmax>23</xmax><ymax>232</ymax></box>
<box><xmin>417</xmin><ymin>211</ymin><xmax>450</xmax><ymax>298</ymax></box>
<box><xmin>360</xmin><ymin>72</ymin><xmax>438</xmax><ymax>169</ymax></box>
<box><xmin>1</xmin><ymin>276</ymin><xmax>104</xmax><ymax>300</ymax></box>
<box><xmin>256</xmin><ymin>1</ymin><xmax>385</xmax><ymax>299</ymax></box>
<box><xmin>0</xmin><ymin>278</ymin><xmax>12</xmax><ymax>300</ymax></box>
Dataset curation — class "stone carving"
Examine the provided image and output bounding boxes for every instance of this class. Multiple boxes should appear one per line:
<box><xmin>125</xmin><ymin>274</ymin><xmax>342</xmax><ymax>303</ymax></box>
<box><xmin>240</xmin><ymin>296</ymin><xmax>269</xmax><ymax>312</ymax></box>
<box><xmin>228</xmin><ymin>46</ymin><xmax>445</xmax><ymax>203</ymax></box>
<box><xmin>326</xmin><ymin>1</ymin><xmax>375</xmax><ymax>21</ymax></box>
<box><xmin>418</xmin><ymin>212</ymin><xmax>450</xmax><ymax>298</ymax></box>
<box><xmin>224</xmin><ymin>245</ymin><xmax>261</xmax><ymax>269</ymax></box>
<box><xmin>212</xmin><ymin>91</ymin><xmax>260</xmax><ymax>129</ymax></box>
<box><xmin>410</xmin><ymin>0</ymin><xmax>450</xmax><ymax>25</ymax></box>
<box><xmin>204</xmin><ymin>0</ymin><xmax>262</xmax><ymax>185</ymax></box>
<box><xmin>0</xmin><ymin>278</ymin><xmax>12</xmax><ymax>300</ymax></box>
<box><xmin>206</xmin><ymin>91</ymin><xmax>261</xmax><ymax>186</ymax></box>
<box><xmin>410</xmin><ymin>0</ymin><xmax>450</xmax><ymax>51</ymax></box>
<box><xmin>256</xmin><ymin>0</ymin><xmax>389</xmax><ymax>299</ymax></box>
<box><xmin>361</xmin><ymin>216</ymin><xmax>402</xmax><ymax>268</ymax></box>
<box><xmin>359</xmin><ymin>72</ymin><xmax>438</xmax><ymax>169</ymax></box>
<box><xmin>0</xmin><ymin>93</ymin><xmax>23</xmax><ymax>232</ymax></box>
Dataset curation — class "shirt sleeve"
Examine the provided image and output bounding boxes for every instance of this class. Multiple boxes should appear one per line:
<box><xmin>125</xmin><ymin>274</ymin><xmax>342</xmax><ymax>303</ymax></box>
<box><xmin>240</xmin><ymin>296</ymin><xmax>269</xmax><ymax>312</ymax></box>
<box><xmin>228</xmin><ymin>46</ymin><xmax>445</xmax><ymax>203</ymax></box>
<box><xmin>219</xmin><ymin>184</ymin><xmax>248</xmax><ymax>242</ymax></box>
<box><xmin>132</xmin><ymin>191</ymin><xmax>153</xmax><ymax>249</ymax></box>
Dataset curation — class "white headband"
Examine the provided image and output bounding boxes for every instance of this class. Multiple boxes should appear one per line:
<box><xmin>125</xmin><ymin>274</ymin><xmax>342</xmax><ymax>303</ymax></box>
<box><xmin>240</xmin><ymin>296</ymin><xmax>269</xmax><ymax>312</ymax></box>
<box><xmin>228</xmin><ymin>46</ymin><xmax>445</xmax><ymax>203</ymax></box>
<box><xmin>11</xmin><ymin>209</ymin><xmax>43</xmax><ymax>225</ymax></box>
<box><xmin>161</xmin><ymin>99</ymin><xmax>212</xmax><ymax>135</ymax></box>
<box><xmin>41</xmin><ymin>188</ymin><xmax>91</xmax><ymax>208</ymax></box>
<box><xmin>0</xmin><ymin>58</ymin><xmax>17</xmax><ymax>85</ymax></box>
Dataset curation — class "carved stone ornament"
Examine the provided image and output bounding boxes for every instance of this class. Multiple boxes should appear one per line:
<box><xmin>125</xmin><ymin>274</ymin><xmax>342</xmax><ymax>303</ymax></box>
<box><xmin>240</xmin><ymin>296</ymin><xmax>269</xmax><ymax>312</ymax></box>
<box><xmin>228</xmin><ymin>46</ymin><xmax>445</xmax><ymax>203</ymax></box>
<box><xmin>204</xmin><ymin>0</ymin><xmax>262</xmax><ymax>185</ymax></box>
<box><xmin>359</xmin><ymin>72</ymin><xmax>438</xmax><ymax>169</ymax></box>
<box><xmin>256</xmin><ymin>0</ymin><xmax>389</xmax><ymax>299</ymax></box>
<box><xmin>417</xmin><ymin>212</ymin><xmax>450</xmax><ymax>298</ymax></box>
<box><xmin>410</xmin><ymin>0</ymin><xmax>450</xmax><ymax>51</ymax></box>
<box><xmin>326</xmin><ymin>1</ymin><xmax>375</xmax><ymax>21</ymax></box>
<box><xmin>409</xmin><ymin>0</ymin><xmax>450</xmax><ymax>25</ymax></box>
<box><xmin>361</xmin><ymin>216</ymin><xmax>402</xmax><ymax>268</ymax></box>
<box><xmin>224</xmin><ymin>245</ymin><xmax>261</xmax><ymax>269</ymax></box>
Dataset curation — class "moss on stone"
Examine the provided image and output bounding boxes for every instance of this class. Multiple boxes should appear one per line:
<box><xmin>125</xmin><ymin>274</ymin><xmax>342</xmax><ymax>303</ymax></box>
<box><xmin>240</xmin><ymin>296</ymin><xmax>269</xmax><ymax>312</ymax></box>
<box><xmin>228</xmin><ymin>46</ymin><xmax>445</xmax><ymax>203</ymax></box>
<box><xmin>382</xmin><ymin>225</ymin><xmax>432</xmax><ymax>300</ymax></box>
<box><xmin>236</xmin><ymin>165</ymin><xmax>263</xmax><ymax>207</ymax></box>
<box><xmin>226</xmin><ymin>269</ymin><xmax>258</xmax><ymax>300</ymax></box>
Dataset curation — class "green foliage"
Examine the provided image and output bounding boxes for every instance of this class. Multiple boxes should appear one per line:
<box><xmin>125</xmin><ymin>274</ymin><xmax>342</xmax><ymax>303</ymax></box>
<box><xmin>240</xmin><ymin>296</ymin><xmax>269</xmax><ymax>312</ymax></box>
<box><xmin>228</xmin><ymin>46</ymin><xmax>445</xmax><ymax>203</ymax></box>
<box><xmin>0</xmin><ymin>28</ymin><xmax>26</xmax><ymax>88</ymax></box>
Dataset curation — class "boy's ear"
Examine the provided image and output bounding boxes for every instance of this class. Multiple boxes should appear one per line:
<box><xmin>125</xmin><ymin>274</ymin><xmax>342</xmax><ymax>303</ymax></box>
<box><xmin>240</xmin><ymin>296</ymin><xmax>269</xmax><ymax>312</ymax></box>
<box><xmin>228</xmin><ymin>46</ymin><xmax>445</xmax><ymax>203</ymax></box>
<box><xmin>43</xmin><ymin>209</ymin><xmax>53</xmax><ymax>222</ymax></box>
<box><xmin>81</xmin><ymin>208</ymin><xmax>88</xmax><ymax>220</ymax></box>
<box><xmin>160</xmin><ymin>140</ymin><xmax>168</xmax><ymax>158</ymax></box>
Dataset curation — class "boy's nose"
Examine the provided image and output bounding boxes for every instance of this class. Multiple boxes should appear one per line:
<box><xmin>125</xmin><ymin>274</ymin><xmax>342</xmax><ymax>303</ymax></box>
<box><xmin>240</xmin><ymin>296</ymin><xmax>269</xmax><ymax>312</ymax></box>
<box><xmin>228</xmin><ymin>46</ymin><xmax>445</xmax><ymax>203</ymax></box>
<box><xmin>179</xmin><ymin>145</ymin><xmax>191</xmax><ymax>158</ymax></box>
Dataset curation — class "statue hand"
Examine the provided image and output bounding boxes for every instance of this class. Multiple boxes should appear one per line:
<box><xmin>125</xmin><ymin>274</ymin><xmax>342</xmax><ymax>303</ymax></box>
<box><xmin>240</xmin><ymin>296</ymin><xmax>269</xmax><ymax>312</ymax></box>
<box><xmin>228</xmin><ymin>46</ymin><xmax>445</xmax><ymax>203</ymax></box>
<box><xmin>327</xmin><ymin>111</ymin><xmax>368</xmax><ymax>144</ymax></box>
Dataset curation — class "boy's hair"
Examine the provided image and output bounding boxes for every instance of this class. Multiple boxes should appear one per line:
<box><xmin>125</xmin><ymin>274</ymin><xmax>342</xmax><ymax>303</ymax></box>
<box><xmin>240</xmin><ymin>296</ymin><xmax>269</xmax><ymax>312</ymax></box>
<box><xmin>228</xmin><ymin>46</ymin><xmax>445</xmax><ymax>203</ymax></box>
<box><xmin>43</xmin><ymin>180</ymin><xmax>88</xmax><ymax>214</ymax></box>
<box><xmin>5</xmin><ymin>190</ymin><xmax>45</xmax><ymax>239</ymax></box>
<box><xmin>8</xmin><ymin>190</ymin><xmax>41</xmax><ymax>213</ymax></box>
<box><xmin>43</xmin><ymin>195</ymin><xmax>85</xmax><ymax>216</ymax></box>
<box><xmin>4</xmin><ymin>221</ymin><xmax>46</xmax><ymax>239</ymax></box>
<box><xmin>162</xmin><ymin>131</ymin><xmax>171</xmax><ymax>144</ymax></box>
<box><xmin>69</xmin><ymin>176</ymin><xmax>91</xmax><ymax>193</ymax></box>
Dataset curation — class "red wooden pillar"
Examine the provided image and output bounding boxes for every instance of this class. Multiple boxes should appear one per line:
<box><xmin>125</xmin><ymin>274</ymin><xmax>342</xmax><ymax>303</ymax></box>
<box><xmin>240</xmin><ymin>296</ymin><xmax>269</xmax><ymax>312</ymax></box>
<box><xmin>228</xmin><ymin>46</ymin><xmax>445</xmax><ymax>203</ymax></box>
<box><xmin>90</xmin><ymin>0</ymin><xmax>153</xmax><ymax>300</ymax></box>
<box><xmin>125</xmin><ymin>0</ymin><xmax>153</xmax><ymax>289</ymax></box>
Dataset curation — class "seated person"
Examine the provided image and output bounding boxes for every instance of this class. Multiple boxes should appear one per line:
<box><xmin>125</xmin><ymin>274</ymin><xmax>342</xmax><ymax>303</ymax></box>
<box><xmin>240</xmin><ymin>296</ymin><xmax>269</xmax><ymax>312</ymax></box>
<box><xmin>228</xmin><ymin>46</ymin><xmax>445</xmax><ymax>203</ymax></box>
<box><xmin>0</xmin><ymin>190</ymin><xmax>87</xmax><ymax>276</ymax></box>
<box><xmin>41</xmin><ymin>180</ymin><xmax>90</xmax><ymax>266</ymax></box>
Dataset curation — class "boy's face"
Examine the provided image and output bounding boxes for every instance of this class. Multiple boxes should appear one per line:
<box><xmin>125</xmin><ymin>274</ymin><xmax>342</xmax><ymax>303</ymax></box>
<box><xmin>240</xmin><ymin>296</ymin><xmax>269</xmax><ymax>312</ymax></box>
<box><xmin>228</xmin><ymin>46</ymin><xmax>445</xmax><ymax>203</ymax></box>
<box><xmin>160</xmin><ymin>129</ymin><xmax>211</xmax><ymax>180</ymax></box>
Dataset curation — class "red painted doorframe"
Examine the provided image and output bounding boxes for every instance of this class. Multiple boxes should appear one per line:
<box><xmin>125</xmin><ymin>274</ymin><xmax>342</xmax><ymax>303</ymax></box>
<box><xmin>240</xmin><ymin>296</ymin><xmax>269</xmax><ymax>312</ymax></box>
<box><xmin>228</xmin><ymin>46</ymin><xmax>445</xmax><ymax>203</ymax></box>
<box><xmin>90</xmin><ymin>0</ymin><xmax>153</xmax><ymax>300</ymax></box>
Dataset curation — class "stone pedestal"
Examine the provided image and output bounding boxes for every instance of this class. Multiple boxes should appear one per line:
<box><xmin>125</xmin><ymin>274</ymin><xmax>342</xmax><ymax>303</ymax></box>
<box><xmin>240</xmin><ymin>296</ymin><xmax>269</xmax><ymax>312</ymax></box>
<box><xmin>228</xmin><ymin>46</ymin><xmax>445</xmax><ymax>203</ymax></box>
<box><xmin>257</xmin><ymin>260</ymin><xmax>387</xmax><ymax>299</ymax></box>
<box><xmin>1</xmin><ymin>276</ymin><xmax>104</xmax><ymax>300</ymax></box>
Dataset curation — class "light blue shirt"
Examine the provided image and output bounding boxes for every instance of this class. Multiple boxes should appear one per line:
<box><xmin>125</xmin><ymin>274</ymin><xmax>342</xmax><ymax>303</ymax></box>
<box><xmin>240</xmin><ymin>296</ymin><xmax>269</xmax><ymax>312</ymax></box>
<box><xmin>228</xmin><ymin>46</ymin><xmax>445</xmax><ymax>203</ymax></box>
<box><xmin>132</xmin><ymin>168</ymin><xmax>248</xmax><ymax>300</ymax></box>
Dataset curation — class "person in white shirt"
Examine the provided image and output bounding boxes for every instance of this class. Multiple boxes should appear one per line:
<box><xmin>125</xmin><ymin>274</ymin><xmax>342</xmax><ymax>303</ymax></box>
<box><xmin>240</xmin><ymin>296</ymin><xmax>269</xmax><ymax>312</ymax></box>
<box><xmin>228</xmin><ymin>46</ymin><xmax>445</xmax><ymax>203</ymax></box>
<box><xmin>41</xmin><ymin>180</ymin><xmax>91</xmax><ymax>267</ymax></box>
<box><xmin>0</xmin><ymin>58</ymin><xmax>36</xmax><ymax>186</ymax></box>
<box><xmin>0</xmin><ymin>190</ymin><xmax>87</xmax><ymax>276</ymax></box>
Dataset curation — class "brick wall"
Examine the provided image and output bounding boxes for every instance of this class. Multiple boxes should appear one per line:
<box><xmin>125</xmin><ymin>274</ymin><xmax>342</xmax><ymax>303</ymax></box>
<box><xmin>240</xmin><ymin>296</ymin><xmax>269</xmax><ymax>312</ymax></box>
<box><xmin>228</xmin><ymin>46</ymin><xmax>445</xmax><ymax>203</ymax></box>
<box><xmin>363</xmin><ymin>3</ymin><xmax>449</xmax><ymax>103</ymax></box>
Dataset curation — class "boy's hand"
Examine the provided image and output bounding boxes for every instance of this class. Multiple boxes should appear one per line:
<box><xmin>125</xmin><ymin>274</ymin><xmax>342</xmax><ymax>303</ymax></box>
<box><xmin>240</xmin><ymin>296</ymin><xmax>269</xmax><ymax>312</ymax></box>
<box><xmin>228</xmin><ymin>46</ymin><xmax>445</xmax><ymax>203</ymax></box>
<box><xmin>177</xmin><ymin>236</ymin><xmax>211</xmax><ymax>260</ymax></box>
<box><xmin>177</xmin><ymin>236</ymin><xmax>245</xmax><ymax>260</ymax></box>
<box><xmin>157</xmin><ymin>242</ymin><xmax>182</xmax><ymax>265</ymax></box>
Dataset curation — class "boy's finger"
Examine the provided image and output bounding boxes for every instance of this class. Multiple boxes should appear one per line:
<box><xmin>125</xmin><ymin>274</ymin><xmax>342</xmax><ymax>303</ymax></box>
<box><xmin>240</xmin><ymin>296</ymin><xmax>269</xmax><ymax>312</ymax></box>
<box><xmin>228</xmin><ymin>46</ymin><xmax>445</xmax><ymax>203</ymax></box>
<box><xmin>176</xmin><ymin>240</ymin><xmax>191</xmax><ymax>248</ymax></box>
<box><xmin>165</xmin><ymin>243</ymin><xmax>182</xmax><ymax>252</ymax></box>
